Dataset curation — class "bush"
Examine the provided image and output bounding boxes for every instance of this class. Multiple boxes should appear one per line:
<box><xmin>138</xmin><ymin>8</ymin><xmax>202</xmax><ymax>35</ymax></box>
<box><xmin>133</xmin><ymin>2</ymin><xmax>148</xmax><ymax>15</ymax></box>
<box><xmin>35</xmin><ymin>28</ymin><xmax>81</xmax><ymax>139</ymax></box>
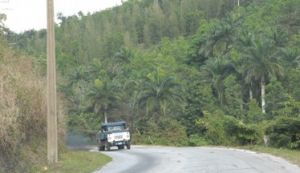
<box><xmin>193</xmin><ymin>112</ymin><xmax>262</xmax><ymax>146</ymax></box>
<box><xmin>188</xmin><ymin>134</ymin><xmax>210</xmax><ymax>146</ymax></box>
<box><xmin>133</xmin><ymin>117</ymin><xmax>188</xmax><ymax>146</ymax></box>
<box><xmin>247</xmin><ymin>99</ymin><xmax>264</xmax><ymax>123</ymax></box>
<box><xmin>266</xmin><ymin>117</ymin><xmax>300</xmax><ymax>149</ymax></box>
<box><xmin>223</xmin><ymin>116</ymin><xmax>262</xmax><ymax>145</ymax></box>
<box><xmin>0</xmin><ymin>44</ymin><xmax>65</xmax><ymax>172</ymax></box>
<box><xmin>194</xmin><ymin>111</ymin><xmax>227</xmax><ymax>145</ymax></box>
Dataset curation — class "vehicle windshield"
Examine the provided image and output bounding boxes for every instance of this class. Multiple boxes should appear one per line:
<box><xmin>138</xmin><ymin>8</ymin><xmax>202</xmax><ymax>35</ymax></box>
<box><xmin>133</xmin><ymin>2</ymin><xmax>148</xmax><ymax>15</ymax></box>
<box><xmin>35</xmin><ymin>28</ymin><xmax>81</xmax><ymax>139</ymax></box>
<box><xmin>106</xmin><ymin>125</ymin><xmax>125</xmax><ymax>131</ymax></box>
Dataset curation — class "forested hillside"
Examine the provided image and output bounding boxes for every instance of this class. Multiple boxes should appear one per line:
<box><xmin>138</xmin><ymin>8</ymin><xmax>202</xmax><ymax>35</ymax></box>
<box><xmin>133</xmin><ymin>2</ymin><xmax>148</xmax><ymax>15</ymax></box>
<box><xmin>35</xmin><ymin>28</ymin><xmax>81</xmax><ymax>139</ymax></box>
<box><xmin>6</xmin><ymin>0</ymin><xmax>300</xmax><ymax>148</ymax></box>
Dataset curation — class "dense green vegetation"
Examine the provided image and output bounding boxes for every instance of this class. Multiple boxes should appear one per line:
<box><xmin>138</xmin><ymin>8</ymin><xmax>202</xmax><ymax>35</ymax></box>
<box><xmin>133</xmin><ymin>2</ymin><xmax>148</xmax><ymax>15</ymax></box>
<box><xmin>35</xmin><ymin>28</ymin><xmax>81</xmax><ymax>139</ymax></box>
<box><xmin>5</xmin><ymin>0</ymin><xmax>300</xmax><ymax>149</ymax></box>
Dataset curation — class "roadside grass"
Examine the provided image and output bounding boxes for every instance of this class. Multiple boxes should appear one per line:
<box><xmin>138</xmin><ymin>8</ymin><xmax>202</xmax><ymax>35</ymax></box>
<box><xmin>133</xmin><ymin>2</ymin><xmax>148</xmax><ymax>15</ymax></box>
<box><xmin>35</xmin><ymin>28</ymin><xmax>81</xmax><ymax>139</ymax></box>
<box><xmin>239</xmin><ymin>145</ymin><xmax>300</xmax><ymax>166</ymax></box>
<box><xmin>38</xmin><ymin>151</ymin><xmax>111</xmax><ymax>173</ymax></box>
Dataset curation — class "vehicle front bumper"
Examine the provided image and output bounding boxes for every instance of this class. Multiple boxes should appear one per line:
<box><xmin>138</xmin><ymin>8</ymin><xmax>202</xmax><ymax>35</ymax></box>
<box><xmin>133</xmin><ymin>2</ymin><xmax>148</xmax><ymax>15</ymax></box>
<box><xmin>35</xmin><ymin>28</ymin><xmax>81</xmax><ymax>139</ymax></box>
<box><xmin>108</xmin><ymin>140</ymin><xmax>130</xmax><ymax>146</ymax></box>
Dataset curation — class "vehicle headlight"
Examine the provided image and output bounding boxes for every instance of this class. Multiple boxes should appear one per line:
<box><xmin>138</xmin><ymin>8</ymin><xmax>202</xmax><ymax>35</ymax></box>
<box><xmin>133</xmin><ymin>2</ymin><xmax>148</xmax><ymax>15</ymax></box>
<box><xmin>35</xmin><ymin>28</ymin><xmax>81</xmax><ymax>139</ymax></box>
<box><xmin>125</xmin><ymin>132</ymin><xmax>130</xmax><ymax>140</ymax></box>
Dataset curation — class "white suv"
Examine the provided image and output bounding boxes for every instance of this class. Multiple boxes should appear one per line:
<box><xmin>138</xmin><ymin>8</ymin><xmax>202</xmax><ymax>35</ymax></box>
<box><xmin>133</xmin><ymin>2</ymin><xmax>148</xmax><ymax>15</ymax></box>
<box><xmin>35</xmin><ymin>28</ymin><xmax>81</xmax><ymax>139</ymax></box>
<box><xmin>97</xmin><ymin>121</ymin><xmax>131</xmax><ymax>151</ymax></box>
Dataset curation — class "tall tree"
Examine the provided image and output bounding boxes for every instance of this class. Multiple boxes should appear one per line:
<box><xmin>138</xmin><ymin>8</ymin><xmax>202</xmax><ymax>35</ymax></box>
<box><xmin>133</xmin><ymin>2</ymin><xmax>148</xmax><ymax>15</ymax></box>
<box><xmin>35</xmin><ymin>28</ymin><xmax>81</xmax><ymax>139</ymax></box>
<box><xmin>88</xmin><ymin>79</ymin><xmax>119</xmax><ymax>123</ymax></box>
<box><xmin>138</xmin><ymin>70</ymin><xmax>182</xmax><ymax>118</ymax></box>
<box><xmin>202</xmin><ymin>57</ymin><xmax>235</xmax><ymax>106</ymax></box>
<box><xmin>242</xmin><ymin>37</ymin><xmax>284</xmax><ymax>113</ymax></box>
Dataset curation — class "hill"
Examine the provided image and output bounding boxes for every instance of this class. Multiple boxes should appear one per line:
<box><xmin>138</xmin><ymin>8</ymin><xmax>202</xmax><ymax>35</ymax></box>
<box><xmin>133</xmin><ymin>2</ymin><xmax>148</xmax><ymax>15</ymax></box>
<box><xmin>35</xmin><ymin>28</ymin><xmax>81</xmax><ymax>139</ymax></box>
<box><xmin>5</xmin><ymin>0</ymin><xmax>300</xmax><ymax>149</ymax></box>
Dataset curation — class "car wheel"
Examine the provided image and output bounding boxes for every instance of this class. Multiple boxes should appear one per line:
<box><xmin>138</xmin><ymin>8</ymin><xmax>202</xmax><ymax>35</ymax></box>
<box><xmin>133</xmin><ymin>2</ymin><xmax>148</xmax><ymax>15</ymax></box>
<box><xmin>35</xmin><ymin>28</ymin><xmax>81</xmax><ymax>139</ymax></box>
<box><xmin>126</xmin><ymin>144</ymin><xmax>131</xmax><ymax>150</ymax></box>
<box><xmin>106</xmin><ymin>145</ymin><xmax>111</xmax><ymax>151</ymax></box>
<box><xmin>100</xmin><ymin>146</ymin><xmax>105</xmax><ymax>151</ymax></box>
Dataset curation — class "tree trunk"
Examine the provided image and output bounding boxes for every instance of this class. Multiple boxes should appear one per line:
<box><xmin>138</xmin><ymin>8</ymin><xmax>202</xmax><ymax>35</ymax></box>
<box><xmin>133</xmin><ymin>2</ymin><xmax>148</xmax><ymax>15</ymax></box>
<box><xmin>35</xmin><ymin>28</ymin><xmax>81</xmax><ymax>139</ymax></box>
<box><xmin>161</xmin><ymin>101</ymin><xmax>167</xmax><ymax>116</ymax></box>
<box><xmin>261</xmin><ymin>77</ymin><xmax>266</xmax><ymax>114</ymax></box>
<box><xmin>249</xmin><ymin>81</ymin><xmax>253</xmax><ymax>100</ymax></box>
<box><xmin>104</xmin><ymin>104</ymin><xmax>108</xmax><ymax>123</ymax></box>
<box><xmin>249</xmin><ymin>89</ymin><xmax>253</xmax><ymax>100</ymax></box>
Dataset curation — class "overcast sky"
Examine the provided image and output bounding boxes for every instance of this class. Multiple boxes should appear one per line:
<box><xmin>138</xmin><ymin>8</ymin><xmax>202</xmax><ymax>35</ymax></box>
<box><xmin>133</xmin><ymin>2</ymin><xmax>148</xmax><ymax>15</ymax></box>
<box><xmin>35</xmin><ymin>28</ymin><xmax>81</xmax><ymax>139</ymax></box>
<box><xmin>0</xmin><ymin>0</ymin><xmax>123</xmax><ymax>33</ymax></box>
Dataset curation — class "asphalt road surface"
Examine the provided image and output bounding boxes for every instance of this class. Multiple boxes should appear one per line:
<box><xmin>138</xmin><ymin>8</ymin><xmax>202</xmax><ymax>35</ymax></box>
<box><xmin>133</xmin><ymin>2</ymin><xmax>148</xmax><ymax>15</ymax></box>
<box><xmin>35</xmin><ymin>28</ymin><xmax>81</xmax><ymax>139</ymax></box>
<box><xmin>92</xmin><ymin>146</ymin><xmax>300</xmax><ymax>173</ymax></box>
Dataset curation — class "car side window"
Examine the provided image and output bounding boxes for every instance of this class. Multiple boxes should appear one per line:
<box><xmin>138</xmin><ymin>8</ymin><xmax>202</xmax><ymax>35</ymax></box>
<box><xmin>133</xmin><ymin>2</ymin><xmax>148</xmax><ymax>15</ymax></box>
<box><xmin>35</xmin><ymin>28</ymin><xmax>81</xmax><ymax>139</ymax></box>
<box><xmin>102</xmin><ymin>126</ymin><xmax>107</xmax><ymax>132</ymax></box>
<box><xmin>100</xmin><ymin>132</ymin><xmax>106</xmax><ymax>140</ymax></box>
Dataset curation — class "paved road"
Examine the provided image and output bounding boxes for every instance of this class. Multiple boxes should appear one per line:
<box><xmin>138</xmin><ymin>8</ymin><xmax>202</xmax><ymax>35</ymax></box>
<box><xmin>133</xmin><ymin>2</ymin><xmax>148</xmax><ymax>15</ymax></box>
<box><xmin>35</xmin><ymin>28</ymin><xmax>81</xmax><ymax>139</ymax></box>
<box><xmin>92</xmin><ymin>146</ymin><xmax>300</xmax><ymax>173</ymax></box>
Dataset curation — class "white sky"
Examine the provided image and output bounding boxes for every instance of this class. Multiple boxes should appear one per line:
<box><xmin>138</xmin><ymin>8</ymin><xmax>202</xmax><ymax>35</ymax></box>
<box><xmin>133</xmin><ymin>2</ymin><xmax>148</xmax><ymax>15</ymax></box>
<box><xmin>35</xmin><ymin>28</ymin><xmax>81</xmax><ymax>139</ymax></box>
<box><xmin>0</xmin><ymin>0</ymin><xmax>123</xmax><ymax>33</ymax></box>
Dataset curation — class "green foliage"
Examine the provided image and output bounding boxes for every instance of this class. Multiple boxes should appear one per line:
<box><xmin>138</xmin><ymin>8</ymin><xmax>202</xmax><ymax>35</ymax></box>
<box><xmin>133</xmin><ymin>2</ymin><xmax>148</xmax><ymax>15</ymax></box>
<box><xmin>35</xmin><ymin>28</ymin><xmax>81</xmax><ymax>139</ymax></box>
<box><xmin>138</xmin><ymin>69</ymin><xmax>182</xmax><ymax>118</ymax></box>
<box><xmin>195</xmin><ymin>111</ymin><xmax>227</xmax><ymax>145</ymax></box>
<box><xmin>223</xmin><ymin>116</ymin><xmax>262</xmax><ymax>145</ymax></box>
<box><xmin>266</xmin><ymin>79</ymin><xmax>288</xmax><ymax>110</ymax></box>
<box><xmin>224</xmin><ymin>75</ymin><xmax>244</xmax><ymax>118</ymax></box>
<box><xmin>193</xmin><ymin>111</ymin><xmax>262</xmax><ymax>146</ymax></box>
<box><xmin>266</xmin><ymin>117</ymin><xmax>300</xmax><ymax>149</ymax></box>
<box><xmin>133</xmin><ymin>117</ymin><xmax>188</xmax><ymax>146</ymax></box>
<box><xmin>247</xmin><ymin>99</ymin><xmax>264</xmax><ymax>123</ymax></box>
<box><xmin>187</xmin><ymin>134</ymin><xmax>210</xmax><ymax>146</ymax></box>
<box><xmin>43</xmin><ymin>151</ymin><xmax>111</xmax><ymax>173</ymax></box>
<box><xmin>5</xmin><ymin>0</ymin><xmax>300</xmax><ymax>150</ymax></box>
<box><xmin>68</xmin><ymin>113</ymin><xmax>100</xmax><ymax>137</ymax></box>
<box><xmin>274</xmin><ymin>96</ymin><xmax>300</xmax><ymax>118</ymax></box>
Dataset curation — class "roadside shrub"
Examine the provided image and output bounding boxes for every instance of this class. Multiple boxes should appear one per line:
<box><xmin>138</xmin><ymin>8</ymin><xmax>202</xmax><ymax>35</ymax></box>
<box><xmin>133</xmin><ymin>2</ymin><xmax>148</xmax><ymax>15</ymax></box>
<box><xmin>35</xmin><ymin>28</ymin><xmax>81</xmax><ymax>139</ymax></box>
<box><xmin>194</xmin><ymin>111</ymin><xmax>262</xmax><ymax>146</ymax></box>
<box><xmin>133</xmin><ymin>117</ymin><xmax>188</xmax><ymax>146</ymax></box>
<box><xmin>247</xmin><ymin>99</ymin><xmax>264</xmax><ymax>123</ymax></box>
<box><xmin>0</xmin><ymin>44</ymin><xmax>65</xmax><ymax>172</ymax></box>
<box><xmin>194</xmin><ymin>111</ymin><xmax>227</xmax><ymax>145</ymax></box>
<box><xmin>68</xmin><ymin>112</ymin><xmax>101</xmax><ymax>139</ymax></box>
<box><xmin>223</xmin><ymin>116</ymin><xmax>262</xmax><ymax>145</ymax></box>
<box><xmin>266</xmin><ymin>117</ymin><xmax>300</xmax><ymax>149</ymax></box>
<box><xmin>0</xmin><ymin>49</ymin><xmax>46</xmax><ymax>172</ymax></box>
<box><xmin>188</xmin><ymin>134</ymin><xmax>210</xmax><ymax>146</ymax></box>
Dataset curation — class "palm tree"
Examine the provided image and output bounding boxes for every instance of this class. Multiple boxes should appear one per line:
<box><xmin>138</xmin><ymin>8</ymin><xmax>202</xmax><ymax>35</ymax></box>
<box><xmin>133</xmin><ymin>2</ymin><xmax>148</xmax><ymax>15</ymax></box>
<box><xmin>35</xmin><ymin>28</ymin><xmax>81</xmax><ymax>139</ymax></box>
<box><xmin>63</xmin><ymin>66</ymin><xmax>90</xmax><ymax>114</ymax></box>
<box><xmin>279</xmin><ymin>47</ymin><xmax>300</xmax><ymax>68</ymax></box>
<box><xmin>236</xmin><ymin>31</ymin><xmax>256</xmax><ymax>100</ymax></box>
<box><xmin>66</xmin><ymin>66</ymin><xmax>89</xmax><ymax>88</ymax></box>
<box><xmin>88</xmin><ymin>80</ymin><xmax>119</xmax><ymax>123</ymax></box>
<box><xmin>243</xmin><ymin>38</ymin><xmax>284</xmax><ymax>113</ymax></box>
<box><xmin>202</xmin><ymin>56</ymin><xmax>235</xmax><ymax>106</ymax></box>
<box><xmin>138</xmin><ymin>70</ymin><xmax>182</xmax><ymax>118</ymax></box>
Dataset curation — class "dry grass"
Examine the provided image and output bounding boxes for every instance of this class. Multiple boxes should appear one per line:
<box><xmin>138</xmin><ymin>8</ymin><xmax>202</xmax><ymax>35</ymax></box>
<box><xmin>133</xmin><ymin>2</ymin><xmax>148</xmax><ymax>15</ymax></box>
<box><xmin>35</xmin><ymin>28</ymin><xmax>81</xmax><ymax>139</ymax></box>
<box><xmin>0</xmin><ymin>40</ymin><xmax>65</xmax><ymax>172</ymax></box>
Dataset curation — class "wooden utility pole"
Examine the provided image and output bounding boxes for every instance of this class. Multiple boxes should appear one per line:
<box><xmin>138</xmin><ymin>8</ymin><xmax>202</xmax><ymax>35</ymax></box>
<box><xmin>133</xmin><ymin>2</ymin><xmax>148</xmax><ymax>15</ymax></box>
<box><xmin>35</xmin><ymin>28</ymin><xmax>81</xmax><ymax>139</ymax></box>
<box><xmin>47</xmin><ymin>0</ymin><xmax>58</xmax><ymax>164</ymax></box>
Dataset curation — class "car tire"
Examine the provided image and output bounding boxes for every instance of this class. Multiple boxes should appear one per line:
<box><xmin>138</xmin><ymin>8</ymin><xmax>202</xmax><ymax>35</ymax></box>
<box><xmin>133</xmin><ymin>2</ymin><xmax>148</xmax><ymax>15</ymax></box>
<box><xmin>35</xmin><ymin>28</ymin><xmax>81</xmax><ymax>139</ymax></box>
<box><xmin>106</xmin><ymin>145</ymin><xmax>111</xmax><ymax>151</ymax></box>
<box><xmin>126</xmin><ymin>143</ymin><xmax>131</xmax><ymax>150</ymax></box>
